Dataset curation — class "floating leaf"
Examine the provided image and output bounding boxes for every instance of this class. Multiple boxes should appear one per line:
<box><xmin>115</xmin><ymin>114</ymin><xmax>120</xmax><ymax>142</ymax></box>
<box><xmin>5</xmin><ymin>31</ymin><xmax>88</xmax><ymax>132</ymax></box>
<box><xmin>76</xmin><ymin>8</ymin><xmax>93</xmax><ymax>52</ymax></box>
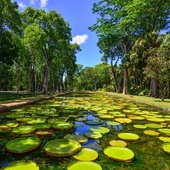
<box><xmin>118</xmin><ymin>133</ymin><xmax>139</xmax><ymax>141</ymax></box>
<box><xmin>109</xmin><ymin>140</ymin><xmax>127</xmax><ymax>147</ymax></box>
<box><xmin>104</xmin><ymin>146</ymin><xmax>134</xmax><ymax>162</ymax></box>
<box><xmin>73</xmin><ymin>148</ymin><xmax>98</xmax><ymax>161</ymax></box>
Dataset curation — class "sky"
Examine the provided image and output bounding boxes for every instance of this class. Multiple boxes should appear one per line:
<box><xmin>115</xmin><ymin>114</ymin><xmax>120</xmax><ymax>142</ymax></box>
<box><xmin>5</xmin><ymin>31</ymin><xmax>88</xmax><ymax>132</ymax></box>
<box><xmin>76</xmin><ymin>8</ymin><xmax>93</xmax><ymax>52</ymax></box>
<box><xmin>13</xmin><ymin>0</ymin><xmax>102</xmax><ymax>67</ymax></box>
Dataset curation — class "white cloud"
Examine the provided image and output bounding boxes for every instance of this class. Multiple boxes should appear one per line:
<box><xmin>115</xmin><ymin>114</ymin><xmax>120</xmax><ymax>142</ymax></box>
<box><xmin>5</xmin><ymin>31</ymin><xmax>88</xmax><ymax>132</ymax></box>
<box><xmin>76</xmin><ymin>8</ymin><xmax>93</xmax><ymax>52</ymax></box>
<box><xmin>18</xmin><ymin>2</ymin><xmax>26</xmax><ymax>9</ymax></box>
<box><xmin>30</xmin><ymin>0</ymin><xmax>35</xmax><ymax>5</ymax></box>
<box><xmin>71</xmin><ymin>34</ymin><xmax>89</xmax><ymax>45</ymax></box>
<box><xmin>40</xmin><ymin>0</ymin><xmax>48</xmax><ymax>8</ymax></box>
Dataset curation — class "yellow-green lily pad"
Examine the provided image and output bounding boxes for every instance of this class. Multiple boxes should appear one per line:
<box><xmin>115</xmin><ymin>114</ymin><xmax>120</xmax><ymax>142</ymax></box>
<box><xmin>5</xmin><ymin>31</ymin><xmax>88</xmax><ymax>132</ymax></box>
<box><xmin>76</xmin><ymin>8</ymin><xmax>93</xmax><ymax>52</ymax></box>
<box><xmin>34</xmin><ymin>123</ymin><xmax>51</xmax><ymax>130</ymax></box>
<box><xmin>145</xmin><ymin>123</ymin><xmax>163</xmax><ymax>129</ymax></box>
<box><xmin>115</xmin><ymin>118</ymin><xmax>132</xmax><ymax>124</ymax></box>
<box><xmin>104</xmin><ymin>146</ymin><xmax>134</xmax><ymax>162</ymax></box>
<box><xmin>162</xmin><ymin>143</ymin><xmax>170</xmax><ymax>154</ymax></box>
<box><xmin>52</xmin><ymin>122</ymin><xmax>73</xmax><ymax>130</ymax></box>
<box><xmin>158</xmin><ymin>128</ymin><xmax>170</xmax><ymax>134</ymax></box>
<box><xmin>159</xmin><ymin>136</ymin><xmax>170</xmax><ymax>142</ymax></box>
<box><xmin>2</xmin><ymin>160</ymin><xmax>39</xmax><ymax>170</ymax></box>
<box><xmin>12</xmin><ymin>125</ymin><xmax>36</xmax><ymax>134</ymax></box>
<box><xmin>133</xmin><ymin>125</ymin><xmax>147</xmax><ymax>129</ymax></box>
<box><xmin>118</xmin><ymin>133</ymin><xmax>139</xmax><ymax>141</ymax></box>
<box><xmin>84</xmin><ymin>131</ymin><xmax>102</xmax><ymax>139</ymax></box>
<box><xmin>43</xmin><ymin>139</ymin><xmax>81</xmax><ymax>157</ymax></box>
<box><xmin>109</xmin><ymin>140</ymin><xmax>127</xmax><ymax>147</ymax></box>
<box><xmin>6</xmin><ymin>137</ymin><xmax>41</xmax><ymax>153</ymax></box>
<box><xmin>67</xmin><ymin>161</ymin><xmax>102</xmax><ymax>170</ymax></box>
<box><xmin>73</xmin><ymin>148</ymin><xmax>98</xmax><ymax>161</ymax></box>
<box><xmin>90</xmin><ymin>127</ymin><xmax>110</xmax><ymax>134</ymax></box>
<box><xmin>64</xmin><ymin>134</ymin><xmax>88</xmax><ymax>143</ymax></box>
<box><xmin>143</xmin><ymin>130</ymin><xmax>159</xmax><ymax>136</ymax></box>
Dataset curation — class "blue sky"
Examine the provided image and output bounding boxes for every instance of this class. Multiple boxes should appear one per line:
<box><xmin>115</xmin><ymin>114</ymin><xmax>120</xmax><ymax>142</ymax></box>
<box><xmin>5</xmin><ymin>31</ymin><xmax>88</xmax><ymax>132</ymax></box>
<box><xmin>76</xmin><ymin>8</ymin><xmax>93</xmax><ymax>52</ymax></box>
<box><xmin>13</xmin><ymin>0</ymin><xmax>102</xmax><ymax>67</ymax></box>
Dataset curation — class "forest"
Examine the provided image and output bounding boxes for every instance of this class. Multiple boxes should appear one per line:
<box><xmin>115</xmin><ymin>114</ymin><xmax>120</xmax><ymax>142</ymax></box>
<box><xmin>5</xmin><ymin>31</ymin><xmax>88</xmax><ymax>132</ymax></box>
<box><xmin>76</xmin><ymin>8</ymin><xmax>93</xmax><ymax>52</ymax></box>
<box><xmin>0</xmin><ymin>0</ymin><xmax>170</xmax><ymax>100</ymax></box>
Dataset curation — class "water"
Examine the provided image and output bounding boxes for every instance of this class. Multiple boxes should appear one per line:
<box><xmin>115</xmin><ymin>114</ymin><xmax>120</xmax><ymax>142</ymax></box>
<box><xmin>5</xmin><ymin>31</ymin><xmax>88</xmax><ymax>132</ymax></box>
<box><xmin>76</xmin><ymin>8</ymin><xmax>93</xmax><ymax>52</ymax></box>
<box><xmin>0</xmin><ymin>92</ymin><xmax>170</xmax><ymax>170</ymax></box>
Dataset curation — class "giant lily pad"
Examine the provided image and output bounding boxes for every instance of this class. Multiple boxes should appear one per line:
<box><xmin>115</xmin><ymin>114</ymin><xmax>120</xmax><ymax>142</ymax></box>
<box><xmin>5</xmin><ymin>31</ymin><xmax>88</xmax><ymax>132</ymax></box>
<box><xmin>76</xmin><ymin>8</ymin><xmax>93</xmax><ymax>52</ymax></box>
<box><xmin>90</xmin><ymin>127</ymin><xmax>110</xmax><ymax>134</ymax></box>
<box><xmin>158</xmin><ymin>128</ymin><xmax>170</xmax><ymax>134</ymax></box>
<box><xmin>2</xmin><ymin>160</ymin><xmax>39</xmax><ymax>170</ymax></box>
<box><xmin>52</xmin><ymin>122</ymin><xmax>73</xmax><ymax>130</ymax></box>
<box><xmin>27</xmin><ymin>118</ymin><xmax>46</xmax><ymax>124</ymax></box>
<box><xmin>35</xmin><ymin>130</ymin><xmax>53</xmax><ymax>136</ymax></box>
<box><xmin>104</xmin><ymin>146</ymin><xmax>134</xmax><ymax>162</ymax></box>
<box><xmin>64</xmin><ymin>134</ymin><xmax>88</xmax><ymax>143</ymax></box>
<box><xmin>6</xmin><ymin>137</ymin><xmax>41</xmax><ymax>153</ymax></box>
<box><xmin>43</xmin><ymin>139</ymin><xmax>81</xmax><ymax>157</ymax></box>
<box><xmin>133</xmin><ymin>124</ymin><xmax>147</xmax><ymax>129</ymax></box>
<box><xmin>145</xmin><ymin>123</ymin><xmax>163</xmax><ymax>129</ymax></box>
<box><xmin>118</xmin><ymin>133</ymin><xmax>139</xmax><ymax>141</ymax></box>
<box><xmin>73</xmin><ymin>148</ymin><xmax>98</xmax><ymax>161</ymax></box>
<box><xmin>85</xmin><ymin>120</ymin><xmax>103</xmax><ymax>125</ymax></box>
<box><xmin>84</xmin><ymin>131</ymin><xmax>102</xmax><ymax>139</ymax></box>
<box><xmin>162</xmin><ymin>143</ymin><xmax>170</xmax><ymax>154</ymax></box>
<box><xmin>114</xmin><ymin>118</ymin><xmax>132</xmax><ymax>124</ymax></box>
<box><xmin>34</xmin><ymin>123</ymin><xmax>51</xmax><ymax>130</ymax></box>
<box><xmin>159</xmin><ymin>136</ymin><xmax>170</xmax><ymax>142</ymax></box>
<box><xmin>109</xmin><ymin>140</ymin><xmax>127</xmax><ymax>147</ymax></box>
<box><xmin>106</xmin><ymin>121</ymin><xmax>120</xmax><ymax>126</ymax></box>
<box><xmin>12</xmin><ymin>125</ymin><xmax>36</xmax><ymax>134</ymax></box>
<box><xmin>143</xmin><ymin>130</ymin><xmax>159</xmax><ymax>136</ymax></box>
<box><xmin>67</xmin><ymin>161</ymin><xmax>102</xmax><ymax>170</ymax></box>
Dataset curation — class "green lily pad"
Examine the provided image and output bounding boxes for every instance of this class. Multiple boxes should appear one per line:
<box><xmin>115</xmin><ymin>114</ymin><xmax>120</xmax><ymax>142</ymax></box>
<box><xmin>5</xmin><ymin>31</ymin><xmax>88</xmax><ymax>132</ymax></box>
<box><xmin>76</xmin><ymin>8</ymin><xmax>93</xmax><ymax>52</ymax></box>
<box><xmin>6</xmin><ymin>137</ymin><xmax>41</xmax><ymax>153</ymax></box>
<box><xmin>35</xmin><ymin>130</ymin><xmax>53</xmax><ymax>136</ymax></box>
<box><xmin>159</xmin><ymin>136</ymin><xmax>170</xmax><ymax>142</ymax></box>
<box><xmin>143</xmin><ymin>130</ymin><xmax>159</xmax><ymax>136</ymax></box>
<box><xmin>106</xmin><ymin>121</ymin><xmax>120</xmax><ymax>126</ymax></box>
<box><xmin>43</xmin><ymin>139</ymin><xmax>81</xmax><ymax>157</ymax></box>
<box><xmin>133</xmin><ymin>125</ymin><xmax>147</xmax><ymax>129</ymax></box>
<box><xmin>90</xmin><ymin>127</ymin><xmax>110</xmax><ymax>134</ymax></box>
<box><xmin>99</xmin><ymin>115</ymin><xmax>114</xmax><ymax>120</ymax></box>
<box><xmin>128</xmin><ymin>116</ymin><xmax>145</xmax><ymax>120</ymax></box>
<box><xmin>6</xmin><ymin>114</ymin><xmax>25</xmax><ymax>119</ymax></box>
<box><xmin>73</xmin><ymin>148</ymin><xmax>98</xmax><ymax>161</ymax></box>
<box><xmin>104</xmin><ymin>146</ymin><xmax>134</xmax><ymax>162</ymax></box>
<box><xmin>84</xmin><ymin>131</ymin><xmax>102</xmax><ymax>139</ymax></box>
<box><xmin>162</xmin><ymin>143</ymin><xmax>170</xmax><ymax>154</ymax></box>
<box><xmin>85</xmin><ymin>120</ymin><xmax>103</xmax><ymax>125</ymax></box>
<box><xmin>2</xmin><ymin>160</ymin><xmax>39</xmax><ymax>170</ymax></box>
<box><xmin>4</xmin><ymin>122</ymin><xmax>19</xmax><ymax>128</ymax></box>
<box><xmin>34</xmin><ymin>123</ymin><xmax>51</xmax><ymax>130</ymax></box>
<box><xmin>12</xmin><ymin>125</ymin><xmax>36</xmax><ymax>134</ymax></box>
<box><xmin>67</xmin><ymin>161</ymin><xmax>102</xmax><ymax>170</ymax></box>
<box><xmin>115</xmin><ymin>118</ymin><xmax>132</xmax><ymax>124</ymax></box>
<box><xmin>64</xmin><ymin>134</ymin><xmax>88</xmax><ymax>143</ymax></box>
<box><xmin>158</xmin><ymin>128</ymin><xmax>170</xmax><ymax>134</ymax></box>
<box><xmin>147</xmin><ymin>118</ymin><xmax>165</xmax><ymax>123</ymax></box>
<box><xmin>118</xmin><ymin>133</ymin><xmax>139</xmax><ymax>141</ymax></box>
<box><xmin>109</xmin><ymin>140</ymin><xmax>127</xmax><ymax>147</ymax></box>
<box><xmin>145</xmin><ymin>123</ymin><xmax>163</xmax><ymax>129</ymax></box>
<box><xmin>27</xmin><ymin>118</ymin><xmax>46</xmax><ymax>124</ymax></box>
<box><xmin>48</xmin><ymin>118</ymin><xmax>67</xmax><ymax>124</ymax></box>
<box><xmin>52</xmin><ymin>122</ymin><xmax>73</xmax><ymax>130</ymax></box>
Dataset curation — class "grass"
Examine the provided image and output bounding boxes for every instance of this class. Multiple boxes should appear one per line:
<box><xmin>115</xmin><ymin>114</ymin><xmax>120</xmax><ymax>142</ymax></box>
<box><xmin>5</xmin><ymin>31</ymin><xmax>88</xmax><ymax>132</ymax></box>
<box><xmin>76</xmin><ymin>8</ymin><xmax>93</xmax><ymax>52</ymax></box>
<box><xmin>106</xmin><ymin>92</ymin><xmax>170</xmax><ymax>112</ymax></box>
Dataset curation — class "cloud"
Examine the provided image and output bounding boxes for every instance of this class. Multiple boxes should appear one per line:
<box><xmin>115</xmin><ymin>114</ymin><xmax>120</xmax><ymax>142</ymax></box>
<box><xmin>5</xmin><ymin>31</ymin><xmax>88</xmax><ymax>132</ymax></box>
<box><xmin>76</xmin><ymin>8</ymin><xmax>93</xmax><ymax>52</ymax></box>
<box><xmin>40</xmin><ymin>0</ymin><xmax>48</xmax><ymax>8</ymax></box>
<box><xmin>30</xmin><ymin>0</ymin><xmax>35</xmax><ymax>5</ymax></box>
<box><xmin>18</xmin><ymin>2</ymin><xmax>26</xmax><ymax>9</ymax></box>
<box><xmin>71</xmin><ymin>34</ymin><xmax>89</xmax><ymax>45</ymax></box>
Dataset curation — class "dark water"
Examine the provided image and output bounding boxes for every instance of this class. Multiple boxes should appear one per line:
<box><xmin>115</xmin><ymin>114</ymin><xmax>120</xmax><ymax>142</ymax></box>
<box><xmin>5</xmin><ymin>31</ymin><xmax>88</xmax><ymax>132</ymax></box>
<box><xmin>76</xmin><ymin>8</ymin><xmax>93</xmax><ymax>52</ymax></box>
<box><xmin>0</xmin><ymin>92</ymin><xmax>170</xmax><ymax>170</ymax></box>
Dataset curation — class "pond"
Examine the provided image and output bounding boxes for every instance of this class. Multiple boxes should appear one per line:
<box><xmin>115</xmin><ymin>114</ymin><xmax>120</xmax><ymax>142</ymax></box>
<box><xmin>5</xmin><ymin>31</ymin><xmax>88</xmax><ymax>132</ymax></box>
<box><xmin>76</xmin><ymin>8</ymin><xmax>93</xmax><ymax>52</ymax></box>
<box><xmin>0</xmin><ymin>92</ymin><xmax>170</xmax><ymax>170</ymax></box>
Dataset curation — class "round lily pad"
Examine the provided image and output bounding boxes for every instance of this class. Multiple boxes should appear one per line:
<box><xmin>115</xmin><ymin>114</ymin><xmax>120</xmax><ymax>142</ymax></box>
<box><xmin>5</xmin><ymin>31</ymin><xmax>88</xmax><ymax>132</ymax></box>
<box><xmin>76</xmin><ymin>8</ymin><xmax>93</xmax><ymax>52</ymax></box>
<box><xmin>145</xmin><ymin>123</ymin><xmax>163</xmax><ymax>129</ymax></box>
<box><xmin>114</xmin><ymin>118</ymin><xmax>132</xmax><ymax>124</ymax></box>
<box><xmin>43</xmin><ymin>139</ymin><xmax>81</xmax><ymax>157</ymax></box>
<box><xmin>12</xmin><ymin>125</ymin><xmax>36</xmax><ymax>134</ymax></box>
<box><xmin>35</xmin><ymin>130</ymin><xmax>53</xmax><ymax>136</ymax></box>
<box><xmin>6</xmin><ymin>137</ymin><xmax>41</xmax><ymax>153</ymax></box>
<box><xmin>158</xmin><ymin>128</ymin><xmax>170</xmax><ymax>134</ymax></box>
<box><xmin>118</xmin><ymin>133</ymin><xmax>139</xmax><ymax>141</ymax></box>
<box><xmin>6</xmin><ymin>114</ymin><xmax>25</xmax><ymax>119</ymax></box>
<box><xmin>133</xmin><ymin>125</ymin><xmax>147</xmax><ymax>129</ymax></box>
<box><xmin>99</xmin><ymin>115</ymin><xmax>114</xmax><ymax>120</ymax></box>
<box><xmin>159</xmin><ymin>136</ymin><xmax>170</xmax><ymax>142</ymax></box>
<box><xmin>106</xmin><ymin>121</ymin><xmax>120</xmax><ymax>126</ymax></box>
<box><xmin>52</xmin><ymin>122</ymin><xmax>73</xmax><ymax>130</ymax></box>
<box><xmin>73</xmin><ymin>148</ymin><xmax>98</xmax><ymax>161</ymax></box>
<box><xmin>84</xmin><ymin>131</ymin><xmax>102</xmax><ymax>139</ymax></box>
<box><xmin>147</xmin><ymin>118</ymin><xmax>165</xmax><ymax>123</ymax></box>
<box><xmin>90</xmin><ymin>127</ymin><xmax>110</xmax><ymax>134</ymax></box>
<box><xmin>34</xmin><ymin>123</ymin><xmax>51</xmax><ymax>130</ymax></box>
<box><xmin>4</xmin><ymin>122</ymin><xmax>19</xmax><ymax>128</ymax></box>
<box><xmin>27</xmin><ymin>118</ymin><xmax>46</xmax><ymax>124</ymax></box>
<box><xmin>2</xmin><ymin>160</ymin><xmax>39</xmax><ymax>170</ymax></box>
<box><xmin>67</xmin><ymin>161</ymin><xmax>102</xmax><ymax>170</ymax></box>
<box><xmin>143</xmin><ymin>130</ymin><xmax>159</xmax><ymax>136</ymax></box>
<box><xmin>104</xmin><ymin>146</ymin><xmax>134</xmax><ymax>162</ymax></box>
<box><xmin>85</xmin><ymin>120</ymin><xmax>103</xmax><ymax>125</ymax></box>
<box><xmin>128</xmin><ymin>116</ymin><xmax>145</xmax><ymax>121</ymax></box>
<box><xmin>162</xmin><ymin>143</ymin><xmax>170</xmax><ymax>154</ymax></box>
<box><xmin>64</xmin><ymin>134</ymin><xmax>88</xmax><ymax>143</ymax></box>
<box><xmin>109</xmin><ymin>140</ymin><xmax>127</xmax><ymax>147</ymax></box>
<box><xmin>16</xmin><ymin>117</ymin><xmax>33</xmax><ymax>122</ymax></box>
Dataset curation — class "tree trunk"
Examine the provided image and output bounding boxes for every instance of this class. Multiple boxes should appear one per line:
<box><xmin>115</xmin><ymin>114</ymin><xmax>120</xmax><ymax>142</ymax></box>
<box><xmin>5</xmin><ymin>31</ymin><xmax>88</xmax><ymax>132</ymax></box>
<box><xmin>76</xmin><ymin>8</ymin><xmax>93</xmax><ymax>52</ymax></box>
<box><xmin>150</xmin><ymin>77</ymin><xmax>157</xmax><ymax>97</ymax></box>
<box><xmin>123</xmin><ymin>67</ymin><xmax>130</xmax><ymax>94</ymax></box>
<box><xmin>42</xmin><ymin>64</ymin><xmax>50</xmax><ymax>95</ymax></box>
